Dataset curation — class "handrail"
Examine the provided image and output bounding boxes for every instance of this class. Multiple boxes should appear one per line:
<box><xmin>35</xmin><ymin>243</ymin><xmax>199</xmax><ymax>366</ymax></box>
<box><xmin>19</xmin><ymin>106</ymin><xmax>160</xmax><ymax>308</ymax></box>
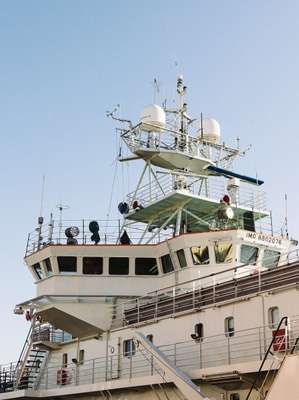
<box><xmin>245</xmin><ymin>316</ymin><xmax>288</xmax><ymax>400</ymax></box>
<box><xmin>3</xmin><ymin>316</ymin><xmax>299</xmax><ymax>393</ymax></box>
<box><xmin>111</xmin><ymin>248</ymin><xmax>299</xmax><ymax>327</ymax></box>
<box><xmin>290</xmin><ymin>336</ymin><xmax>299</xmax><ymax>355</ymax></box>
<box><xmin>134</xmin><ymin>331</ymin><xmax>210</xmax><ymax>400</ymax></box>
<box><xmin>14</xmin><ymin>315</ymin><xmax>39</xmax><ymax>389</ymax></box>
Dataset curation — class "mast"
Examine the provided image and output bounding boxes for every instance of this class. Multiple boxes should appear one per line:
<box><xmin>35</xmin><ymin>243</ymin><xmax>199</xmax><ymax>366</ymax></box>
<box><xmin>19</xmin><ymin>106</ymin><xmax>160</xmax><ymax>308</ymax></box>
<box><xmin>107</xmin><ymin>77</ymin><xmax>268</xmax><ymax>245</ymax></box>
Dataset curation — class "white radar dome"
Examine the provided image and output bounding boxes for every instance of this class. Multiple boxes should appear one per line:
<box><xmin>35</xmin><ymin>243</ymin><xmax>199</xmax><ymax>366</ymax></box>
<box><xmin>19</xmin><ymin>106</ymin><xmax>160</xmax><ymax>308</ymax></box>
<box><xmin>198</xmin><ymin>118</ymin><xmax>221</xmax><ymax>143</ymax></box>
<box><xmin>140</xmin><ymin>104</ymin><xmax>166</xmax><ymax>132</ymax></box>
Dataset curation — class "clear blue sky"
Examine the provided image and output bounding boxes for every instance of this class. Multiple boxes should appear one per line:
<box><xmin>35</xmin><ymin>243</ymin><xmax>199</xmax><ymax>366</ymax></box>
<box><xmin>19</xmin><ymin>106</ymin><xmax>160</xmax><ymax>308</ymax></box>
<box><xmin>0</xmin><ymin>0</ymin><xmax>299</xmax><ymax>363</ymax></box>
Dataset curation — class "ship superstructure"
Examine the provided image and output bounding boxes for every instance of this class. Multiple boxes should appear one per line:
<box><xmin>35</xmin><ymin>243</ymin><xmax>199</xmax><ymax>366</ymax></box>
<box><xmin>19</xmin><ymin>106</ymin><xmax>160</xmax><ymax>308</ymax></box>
<box><xmin>1</xmin><ymin>77</ymin><xmax>299</xmax><ymax>400</ymax></box>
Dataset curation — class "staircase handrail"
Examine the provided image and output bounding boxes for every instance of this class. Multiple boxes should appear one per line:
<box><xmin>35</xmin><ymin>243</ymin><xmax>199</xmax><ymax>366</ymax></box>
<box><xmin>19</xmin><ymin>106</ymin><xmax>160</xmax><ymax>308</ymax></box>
<box><xmin>245</xmin><ymin>316</ymin><xmax>288</xmax><ymax>400</ymax></box>
<box><xmin>14</xmin><ymin>316</ymin><xmax>36</xmax><ymax>389</ymax></box>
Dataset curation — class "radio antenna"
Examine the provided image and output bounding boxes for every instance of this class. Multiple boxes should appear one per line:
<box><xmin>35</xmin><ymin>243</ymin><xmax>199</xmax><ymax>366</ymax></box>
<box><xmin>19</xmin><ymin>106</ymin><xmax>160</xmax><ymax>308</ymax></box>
<box><xmin>36</xmin><ymin>175</ymin><xmax>46</xmax><ymax>250</ymax></box>
<box><xmin>56</xmin><ymin>203</ymin><xmax>70</xmax><ymax>243</ymax></box>
<box><xmin>152</xmin><ymin>78</ymin><xmax>160</xmax><ymax>103</ymax></box>
<box><xmin>285</xmin><ymin>193</ymin><xmax>289</xmax><ymax>239</ymax></box>
<box><xmin>39</xmin><ymin>175</ymin><xmax>46</xmax><ymax>218</ymax></box>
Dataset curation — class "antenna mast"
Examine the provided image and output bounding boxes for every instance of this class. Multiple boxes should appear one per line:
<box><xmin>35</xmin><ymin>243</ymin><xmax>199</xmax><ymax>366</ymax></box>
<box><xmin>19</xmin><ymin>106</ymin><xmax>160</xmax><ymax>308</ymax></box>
<box><xmin>285</xmin><ymin>193</ymin><xmax>289</xmax><ymax>239</ymax></box>
<box><xmin>152</xmin><ymin>78</ymin><xmax>160</xmax><ymax>103</ymax></box>
<box><xmin>37</xmin><ymin>175</ymin><xmax>46</xmax><ymax>250</ymax></box>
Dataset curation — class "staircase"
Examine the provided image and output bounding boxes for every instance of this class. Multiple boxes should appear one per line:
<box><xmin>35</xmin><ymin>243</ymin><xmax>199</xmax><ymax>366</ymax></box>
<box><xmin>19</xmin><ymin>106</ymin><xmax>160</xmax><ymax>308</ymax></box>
<box><xmin>0</xmin><ymin>316</ymin><xmax>49</xmax><ymax>393</ymax></box>
<box><xmin>17</xmin><ymin>348</ymin><xmax>48</xmax><ymax>390</ymax></box>
<box><xmin>245</xmin><ymin>316</ymin><xmax>299</xmax><ymax>400</ymax></box>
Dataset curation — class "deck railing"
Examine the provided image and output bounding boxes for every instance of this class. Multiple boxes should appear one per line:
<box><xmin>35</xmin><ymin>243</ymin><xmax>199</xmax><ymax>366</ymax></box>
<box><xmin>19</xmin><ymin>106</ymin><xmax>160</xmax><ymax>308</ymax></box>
<box><xmin>25</xmin><ymin>218</ymin><xmax>172</xmax><ymax>256</ymax></box>
<box><xmin>1</xmin><ymin>315</ymin><xmax>299</xmax><ymax>392</ymax></box>
<box><xmin>25</xmin><ymin>215</ymin><xmax>284</xmax><ymax>257</ymax></box>
<box><xmin>110</xmin><ymin>249</ymin><xmax>299</xmax><ymax>329</ymax></box>
<box><xmin>28</xmin><ymin>316</ymin><xmax>299</xmax><ymax>391</ymax></box>
<box><xmin>126</xmin><ymin>173</ymin><xmax>267</xmax><ymax>213</ymax></box>
<box><xmin>122</xmin><ymin>123</ymin><xmax>240</xmax><ymax>170</ymax></box>
<box><xmin>31</xmin><ymin>325</ymin><xmax>72</xmax><ymax>344</ymax></box>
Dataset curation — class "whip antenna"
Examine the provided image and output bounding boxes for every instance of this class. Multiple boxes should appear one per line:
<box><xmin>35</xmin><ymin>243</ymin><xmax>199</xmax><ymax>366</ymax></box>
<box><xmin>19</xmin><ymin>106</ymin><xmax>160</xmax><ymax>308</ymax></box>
<box><xmin>39</xmin><ymin>175</ymin><xmax>46</xmax><ymax>220</ymax></box>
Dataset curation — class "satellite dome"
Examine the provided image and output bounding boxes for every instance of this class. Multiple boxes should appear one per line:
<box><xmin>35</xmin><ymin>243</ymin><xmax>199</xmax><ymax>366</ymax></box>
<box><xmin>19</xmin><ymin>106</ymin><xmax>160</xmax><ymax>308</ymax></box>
<box><xmin>140</xmin><ymin>104</ymin><xmax>166</xmax><ymax>132</ymax></box>
<box><xmin>198</xmin><ymin>118</ymin><xmax>221</xmax><ymax>143</ymax></box>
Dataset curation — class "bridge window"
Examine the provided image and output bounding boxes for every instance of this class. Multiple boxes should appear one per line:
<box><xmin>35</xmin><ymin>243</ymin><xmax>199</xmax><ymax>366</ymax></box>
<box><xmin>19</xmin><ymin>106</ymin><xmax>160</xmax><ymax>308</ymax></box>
<box><xmin>269</xmin><ymin>307</ymin><xmax>280</xmax><ymax>329</ymax></box>
<box><xmin>262</xmin><ymin>249</ymin><xmax>280</xmax><ymax>269</ymax></box>
<box><xmin>109</xmin><ymin>257</ymin><xmax>129</xmax><ymax>275</ymax></box>
<box><xmin>176</xmin><ymin>249</ymin><xmax>187</xmax><ymax>268</ymax></box>
<box><xmin>135</xmin><ymin>258</ymin><xmax>158</xmax><ymax>275</ymax></box>
<box><xmin>33</xmin><ymin>263</ymin><xmax>43</xmax><ymax>280</ymax></box>
<box><xmin>123</xmin><ymin>339</ymin><xmax>136</xmax><ymax>358</ymax></box>
<box><xmin>57</xmin><ymin>257</ymin><xmax>77</xmax><ymax>273</ymax></box>
<box><xmin>240</xmin><ymin>245</ymin><xmax>259</xmax><ymax>264</ymax></box>
<box><xmin>225</xmin><ymin>317</ymin><xmax>235</xmax><ymax>337</ymax></box>
<box><xmin>83</xmin><ymin>257</ymin><xmax>103</xmax><ymax>274</ymax></box>
<box><xmin>190</xmin><ymin>246</ymin><xmax>209</xmax><ymax>265</ymax></box>
<box><xmin>215</xmin><ymin>241</ymin><xmax>233</xmax><ymax>264</ymax></box>
<box><xmin>161</xmin><ymin>254</ymin><xmax>174</xmax><ymax>273</ymax></box>
<box><xmin>44</xmin><ymin>258</ymin><xmax>53</xmax><ymax>276</ymax></box>
<box><xmin>230</xmin><ymin>394</ymin><xmax>240</xmax><ymax>400</ymax></box>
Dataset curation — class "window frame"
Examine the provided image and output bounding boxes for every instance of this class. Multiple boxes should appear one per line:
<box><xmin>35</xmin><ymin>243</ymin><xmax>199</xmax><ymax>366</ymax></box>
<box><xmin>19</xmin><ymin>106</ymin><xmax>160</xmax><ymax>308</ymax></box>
<box><xmin>83</xmin><ymin>257</ymin><xmax>103</xmax><ymax>275</ymax></box>
<box><xmin>240</xmin><ymin>244</ymin><xmax>259</xmax><ymax>265</ymax></box>
<box><xmin>225</xmin><ymin>316</ymin><xmax>235</xmax><ymax>337</ymax></box>
<box><xmin>268</xmin><ymin>306</ymin><xmax>280</xmax><ymax>329</ymax></box>
<box><xmin>44</xmin><ymin>258</ymin><xmax>53</xmax><ymax>276</ymax></box>
<box><xmin>176</xmin><ymin>249</ymin><xmax>187</xmax><ymax>268</ymax></box>
<box><xmin>32</xmin><ymin>263</ymin><xmax>43</xmax><ymax>280</ymax></box>
<box><xmin>262</xmin><ymin>249</ymin><xmax>281</xmax><ymax>269</ymax></box>
<box><xmin>160</xmin><ymin>254</ymin><xmax>174</xmax><ymax>274</ymax></box>
<box><xmin>62</xmin><ymin>353</ymin><xmax>68</xmax><ymax>368</ymax></box>
<box><xmin>123</xmin><ymin>339</ymin><xmax>136</xmax><ymax>358</ymax></box>
<box><xmin>215</xmin><ymin>241</ymin><xmax>233</xmax><ymax>264</ymax></box>
<box><xmin>135</xmin><ymin>258</ymin><xmax>159</xmax><ymax>276</ymax></box>
<box><xmin>190</xmin><ymin>245</ymin><xmax>210</xmax><ymax>265</ymax></box>
<box><xmin>109</xmin><ymin>257</ymin><xmax>129</xmax><ymax>275</ymax></box>
<box><xmin>57</xmin><ymin>256</ymin><xmax>77</xmax><ymax>273</ymax></box>
<box><xmin>79</xmin><ymin>349</ymin><xmax>85</xmax><ymax>365</ymax></box>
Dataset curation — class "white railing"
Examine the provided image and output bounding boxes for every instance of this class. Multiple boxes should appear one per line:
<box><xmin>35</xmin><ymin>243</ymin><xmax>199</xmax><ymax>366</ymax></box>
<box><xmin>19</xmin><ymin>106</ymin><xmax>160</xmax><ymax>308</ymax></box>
<box><xmin>122</xmin><ymin>123</ymin><xmax>240</xmax><ymax>170</ymax></box>
<box><xmin>34</xmin><ymin>316</ymin><xmax>299</xmax><ymax>391</ymax></box>
<box><xmin>126</xmin><ymin>174</ymin><xmax>267</xmax><ymax>213</ymax></box>
<box><xmin>25</xmin><ymin>218</ymin><xmax>172</xmax><ymax>256</ymax></box>
<box><xmin>110</xmin><ymin>249</ymin><xmax>299</xmax><ymax>329</ymax></box>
